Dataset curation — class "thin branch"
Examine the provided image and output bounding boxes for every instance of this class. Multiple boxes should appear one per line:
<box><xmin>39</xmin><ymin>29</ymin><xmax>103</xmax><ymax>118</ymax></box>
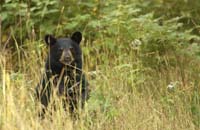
<box><xmin>0</xmin><ymin>16</ymin><xmax>1</xmax><ymax>49</ymax></box>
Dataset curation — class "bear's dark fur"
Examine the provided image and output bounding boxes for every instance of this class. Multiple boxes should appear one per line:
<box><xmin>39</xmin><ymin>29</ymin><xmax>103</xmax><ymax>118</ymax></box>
<box><xmin>35</xmin><ymin>31</ymin><xmax>89</xmax><ymax>116</ymax></box>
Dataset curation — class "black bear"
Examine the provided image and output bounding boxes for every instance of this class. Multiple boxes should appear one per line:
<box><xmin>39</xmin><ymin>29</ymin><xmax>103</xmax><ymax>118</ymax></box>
<box><xmin>35</xmin><ymin>31</ymin><xmax>89</xmax><ymax>116</ymax></box>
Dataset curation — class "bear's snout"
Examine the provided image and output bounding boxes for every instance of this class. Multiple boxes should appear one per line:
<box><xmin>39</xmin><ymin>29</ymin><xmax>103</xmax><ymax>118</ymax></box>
<box><xmin>59</xmin><ymin>49</ymin><xmax>74</xmax><ymax>65</ymax></box>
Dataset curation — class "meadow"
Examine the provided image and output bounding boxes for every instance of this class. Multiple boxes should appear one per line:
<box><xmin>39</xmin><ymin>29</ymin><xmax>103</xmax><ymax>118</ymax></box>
<box><xmin>0</xmin><ymin>0</ymin><xmax>200</xmax><ymax>130</ymax></box>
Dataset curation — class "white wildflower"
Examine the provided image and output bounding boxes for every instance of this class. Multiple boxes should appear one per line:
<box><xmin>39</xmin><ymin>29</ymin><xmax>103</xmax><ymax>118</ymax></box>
<box><xmin>131</xmin><ymin>39</ymin><xmax>142</xmax><ymax>49</ymax></box>
<box><xmin>167</xmin><ymin>81</ymin><xmax>179</xmax><ymax>92</ymax></box>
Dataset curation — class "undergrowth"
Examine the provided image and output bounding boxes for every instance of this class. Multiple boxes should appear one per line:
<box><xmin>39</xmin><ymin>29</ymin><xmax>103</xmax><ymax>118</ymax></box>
<box><xmin>0</xmin><ymin>0</ymin><xmax>200</xmax><ymax>130</ymax></box>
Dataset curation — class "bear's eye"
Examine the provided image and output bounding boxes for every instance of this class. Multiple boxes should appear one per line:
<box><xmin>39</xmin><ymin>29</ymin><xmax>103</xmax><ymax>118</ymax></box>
<box><xmin>70</xmin><ymin>48</ymin><xmax>75</xmax><ymax>55</ymax></box>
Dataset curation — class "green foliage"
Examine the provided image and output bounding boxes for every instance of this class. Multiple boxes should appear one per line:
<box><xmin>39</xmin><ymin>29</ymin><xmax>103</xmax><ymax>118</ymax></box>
<box><xmin>138</xmin><ymin>0</ymin><xmax>200</xmax><ymax>35</ymax></box>
<box><xmin>1</xmin><ymin>0</ymin><xmax>200</xmax><ymax>129</ymax></box>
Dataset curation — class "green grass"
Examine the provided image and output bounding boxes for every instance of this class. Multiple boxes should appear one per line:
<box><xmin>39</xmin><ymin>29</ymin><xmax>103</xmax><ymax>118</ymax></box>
<box><xmin>1</xmin><ymin>1</ymin><xmax>200</xmax><ymax>129</ymax></box>
<box><xmin>0</xmin><ymin>38</ymin><xmax>199</xmax><ymax>130</ymax></box>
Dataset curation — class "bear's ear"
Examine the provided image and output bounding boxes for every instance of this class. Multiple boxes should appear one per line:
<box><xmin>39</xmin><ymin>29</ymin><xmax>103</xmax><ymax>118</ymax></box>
<box><xmin>44</xmin><ymin>35</ymin><xmax>56</xmax><ymax>46</ymax></box>
<box><xmin>71</xmin><ymin>31</ymin><xmax>82</xmax><ymax>44</ymax></box>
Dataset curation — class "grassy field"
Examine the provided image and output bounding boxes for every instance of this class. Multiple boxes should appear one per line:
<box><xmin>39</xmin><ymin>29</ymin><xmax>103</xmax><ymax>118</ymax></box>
<box><xmin>1</xmin><ymin>0</ymin><xmax>200</xmax><ymax>130</ymax></box>
<box><xmin>0</xmin><ymin>37</ymin><xmax>199</xmax><ymax>130</ymax></box>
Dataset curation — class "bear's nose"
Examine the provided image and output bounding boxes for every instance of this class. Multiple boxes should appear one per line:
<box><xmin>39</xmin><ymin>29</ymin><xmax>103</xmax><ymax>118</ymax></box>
<box><xmin>63</xmin><ymin>56</ymin><xmax>71</xmax><ymax>62</ymax></box>
<box><xmin>59</xmin><ymin>49</ymin><xmax>74</xmax><ymax>65</ymax></box>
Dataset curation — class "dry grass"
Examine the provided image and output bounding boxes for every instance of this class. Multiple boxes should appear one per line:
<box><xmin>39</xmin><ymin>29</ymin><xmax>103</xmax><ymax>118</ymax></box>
<box><xmin>0</xmin><ymin>38</ymin><xmax>199</xmax><ymax>130</ymax></box>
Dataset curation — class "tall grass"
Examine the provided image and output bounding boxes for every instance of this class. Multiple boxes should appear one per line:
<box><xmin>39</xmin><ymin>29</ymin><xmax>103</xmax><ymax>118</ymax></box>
<box><xmin>1</xmin><ymin>1</ymin><xmax>200</xmax><ymax>129</ymax></box>
<box><xmin>0</xmin><ymin>36</ymin><xmax>199</xmax><ymax>130</ymax></box>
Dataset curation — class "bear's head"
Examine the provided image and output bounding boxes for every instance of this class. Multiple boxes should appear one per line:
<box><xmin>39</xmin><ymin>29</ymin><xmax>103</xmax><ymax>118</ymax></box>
<box><xmin>45</xmin><ymin>31</ymin><xmax>82</xmax><ymax>72</ymax></box>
